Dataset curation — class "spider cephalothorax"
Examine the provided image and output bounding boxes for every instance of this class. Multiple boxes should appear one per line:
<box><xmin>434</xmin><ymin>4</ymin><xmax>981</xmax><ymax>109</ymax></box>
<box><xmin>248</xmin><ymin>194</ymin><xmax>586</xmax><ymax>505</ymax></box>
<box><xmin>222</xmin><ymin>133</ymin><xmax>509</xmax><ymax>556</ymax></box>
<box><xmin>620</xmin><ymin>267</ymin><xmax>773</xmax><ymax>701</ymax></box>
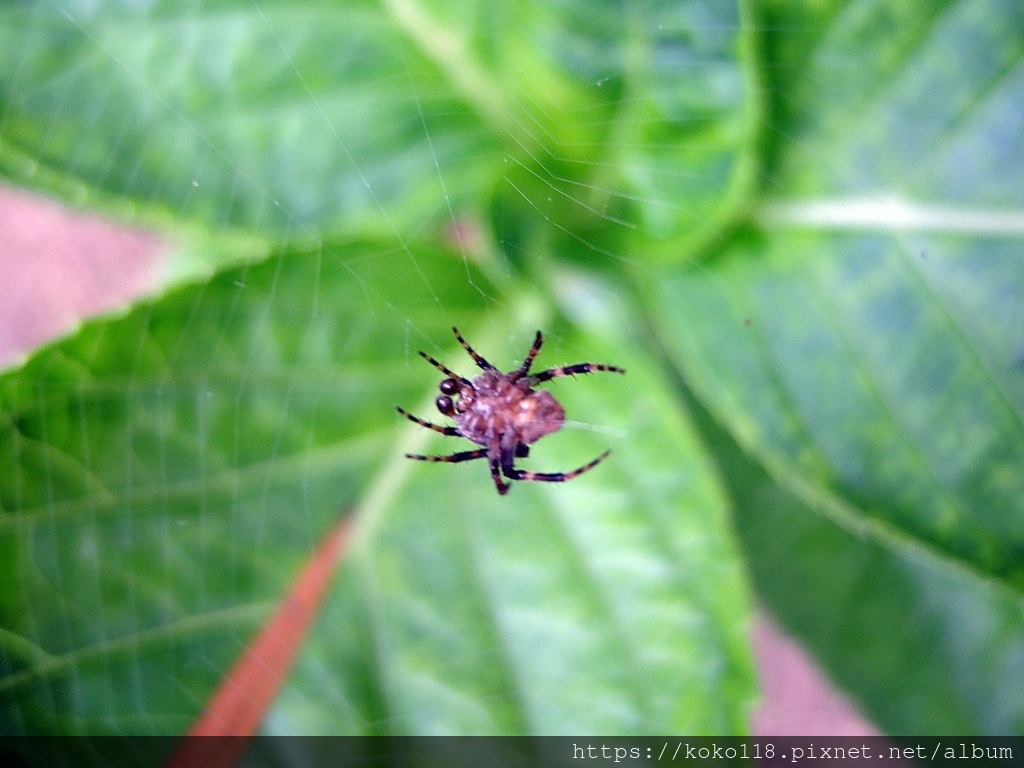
<box><xmin>397</xmin><ymin>327</ymin><xmax>625</xmax><ymax>495</ymax></box>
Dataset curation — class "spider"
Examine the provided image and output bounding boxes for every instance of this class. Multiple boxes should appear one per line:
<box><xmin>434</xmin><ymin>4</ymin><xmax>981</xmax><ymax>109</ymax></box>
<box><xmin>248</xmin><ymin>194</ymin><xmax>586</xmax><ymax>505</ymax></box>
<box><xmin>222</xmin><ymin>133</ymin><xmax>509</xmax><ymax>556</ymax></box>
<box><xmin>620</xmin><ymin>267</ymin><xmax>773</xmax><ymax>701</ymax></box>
<box><xmin>397</xmin><ymin>327</ymin><xmax>625</xmax><ymax>495</ymax></box>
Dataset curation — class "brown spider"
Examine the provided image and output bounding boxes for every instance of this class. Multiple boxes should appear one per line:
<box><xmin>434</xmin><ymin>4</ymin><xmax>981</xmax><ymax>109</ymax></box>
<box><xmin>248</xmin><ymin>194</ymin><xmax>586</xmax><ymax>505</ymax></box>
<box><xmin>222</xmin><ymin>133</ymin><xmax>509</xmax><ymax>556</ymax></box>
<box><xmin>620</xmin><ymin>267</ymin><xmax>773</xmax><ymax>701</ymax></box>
<box><xmin>397</xmin><ymin>327</ymin><xmax>625</xmax><ymax>495</ymax></box>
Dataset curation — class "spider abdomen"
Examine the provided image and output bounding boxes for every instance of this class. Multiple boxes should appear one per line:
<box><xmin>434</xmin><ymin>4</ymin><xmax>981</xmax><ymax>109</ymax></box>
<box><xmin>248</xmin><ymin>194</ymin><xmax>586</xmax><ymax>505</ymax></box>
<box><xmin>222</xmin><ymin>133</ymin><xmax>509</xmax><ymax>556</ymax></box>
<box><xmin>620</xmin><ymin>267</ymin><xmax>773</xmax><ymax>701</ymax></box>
<box><xmin>513</xmin><ymin>390</ymin><xmax>565</xmax><ymax>445</ymax></box>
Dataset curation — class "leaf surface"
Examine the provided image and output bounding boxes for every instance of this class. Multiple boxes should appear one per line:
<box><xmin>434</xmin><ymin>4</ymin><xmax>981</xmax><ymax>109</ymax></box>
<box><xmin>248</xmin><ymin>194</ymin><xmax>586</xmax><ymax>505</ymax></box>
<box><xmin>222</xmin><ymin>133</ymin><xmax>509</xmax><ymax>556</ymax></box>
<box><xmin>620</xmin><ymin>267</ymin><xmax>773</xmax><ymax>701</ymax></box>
<box><xmin>0</xmin><ymin>246</ymin><xmax>755</xmax><ymax>736</ymax></box>
<box><xmin>648</xmin><ymin>0</ymin><xmax>1024</xmax><ymax>734</ymax></box>
<box><xmin>0</xmin><ymin>243</ymin><xmax>482</xmax><ymax>733</ymax></box>
<box><xmin>270</xmin><ymin>319</ymin><xmax>753</xmax><ymax>734</ymax></box>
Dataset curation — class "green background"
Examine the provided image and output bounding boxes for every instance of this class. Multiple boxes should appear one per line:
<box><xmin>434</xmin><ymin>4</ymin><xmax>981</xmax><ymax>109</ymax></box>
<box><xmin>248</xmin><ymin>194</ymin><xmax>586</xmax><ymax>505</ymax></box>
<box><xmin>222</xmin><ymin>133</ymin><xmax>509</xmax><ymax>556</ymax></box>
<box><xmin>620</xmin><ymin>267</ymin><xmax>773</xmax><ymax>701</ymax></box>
<box><xmin>2</xmin><ymin>0</ymin><xmax>1022</xmax><ymax>737</ymax></box>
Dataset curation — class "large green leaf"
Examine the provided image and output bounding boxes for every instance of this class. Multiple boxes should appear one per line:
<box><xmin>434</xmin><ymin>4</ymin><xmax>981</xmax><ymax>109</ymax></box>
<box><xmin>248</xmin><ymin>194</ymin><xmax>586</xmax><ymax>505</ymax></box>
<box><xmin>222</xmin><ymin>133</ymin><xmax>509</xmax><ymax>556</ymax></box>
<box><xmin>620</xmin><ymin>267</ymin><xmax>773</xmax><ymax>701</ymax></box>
<box><xmin>648</xmin><ymin>0</ymin><xmax>1024</xmax><ymax>735</ymax></box>
<box><xmin>656</xmin><ymin>242</ymin><xmax>1024</xmax><ymax>586</ymax></box>
<box><xmin>0</xmin><ymin>0</ymin><xmax>758</xmax><ymax>260</ymax></box>
<box><xmin>712</xmin><ymin>417</ymin><xmax>1024</xmax><ymax>735</ymax></box>
<box><xmin>0</xmin><ymin>242</ymin><xmax>482</xmax><ymax>733</ymax></box>
<box><xmin>0</xmin><ymin>246</ymin><xmax>755</xmax><ymax>735</ymax></box>
<box><xmin>270</xmin><ymin>317</ymin><xmax>753</xmax><ymax>735</ymax></box>
<box><xmin>6</xmin><ymin>0</ymin><xmax>1020</xmax><ymax>740</ymax></box>
<box><xmin>764</xmin><ymin>0</ymin><xmax>1024</xmax><ymax>206</ymax></box>
<box><xmin>657</xmin><ymin>241</ymin><xmax>1024</xmax><ymax>735</ymax></box>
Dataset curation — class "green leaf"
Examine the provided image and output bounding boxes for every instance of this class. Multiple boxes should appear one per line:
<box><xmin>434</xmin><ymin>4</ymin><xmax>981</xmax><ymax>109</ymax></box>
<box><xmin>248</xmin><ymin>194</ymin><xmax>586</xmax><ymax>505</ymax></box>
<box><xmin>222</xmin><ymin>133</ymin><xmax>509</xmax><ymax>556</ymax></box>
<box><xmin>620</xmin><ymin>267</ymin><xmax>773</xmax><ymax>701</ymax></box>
<box><xmin>0</xmin><ymin>247</ymin><xmax>755</xmax><ymax>735</ymax></box>
<box><xmin>764</xmin><ymin>0</ymin><xmax>1024</xmax><ymax>207</ymax></box>
<box><xmin>647</xmin><ymin>0</ymin><xmax>1024</xmax><ymax>734</ymax></box>
<box><xmin>0</xmin><ymin>0</ymin><xmax>758</xmax><ymax>261</ymax></box>
<box><xmin>655</xmin><ymin>244</ymin><xmax>1024</xmax><ymax>736</ymax></box>
<box><xmin>654</xmin><ymin>242</ymin><xmax>1024</xmax><ymax>587</ymax></box>
<box><xmin>9</xmin><ymin>0</ymin><xmax>1021</xmax><ymax>740</ymax></box>
<box><xmin>716</xmin><ymin>428</ymin><xmax>1024</xmax><ymax>735</ymax></box>
<box><xmin>0</xmin><ymin>242</ymin><xmax>483</xmax><ymax>733</ymax></box>
<box><xmin>270</xmin><ymin>321</ymin><xmax>754</xmax><ymax>734</ymax></box>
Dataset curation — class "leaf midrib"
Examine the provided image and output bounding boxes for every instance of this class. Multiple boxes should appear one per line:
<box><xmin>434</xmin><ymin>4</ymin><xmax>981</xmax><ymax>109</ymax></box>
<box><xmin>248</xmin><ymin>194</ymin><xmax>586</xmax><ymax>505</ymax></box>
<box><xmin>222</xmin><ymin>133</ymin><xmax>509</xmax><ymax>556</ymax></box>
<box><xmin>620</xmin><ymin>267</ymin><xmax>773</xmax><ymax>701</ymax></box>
<box><xmin>756</xmin><ymin>197</ymin><xmax>1024</xmax><ymax>235</ymax></box>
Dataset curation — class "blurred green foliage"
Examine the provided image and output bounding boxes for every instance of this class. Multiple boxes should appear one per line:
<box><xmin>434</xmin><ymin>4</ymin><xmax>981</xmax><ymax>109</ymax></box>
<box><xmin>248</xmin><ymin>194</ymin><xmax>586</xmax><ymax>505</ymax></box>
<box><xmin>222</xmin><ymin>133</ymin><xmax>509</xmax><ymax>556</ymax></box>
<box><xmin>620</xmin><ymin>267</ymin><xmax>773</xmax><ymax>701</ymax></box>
<box><xmin>1</xmin><ymin>0</ymin><xmax>1023</xmax><ymax>738</ymax></box>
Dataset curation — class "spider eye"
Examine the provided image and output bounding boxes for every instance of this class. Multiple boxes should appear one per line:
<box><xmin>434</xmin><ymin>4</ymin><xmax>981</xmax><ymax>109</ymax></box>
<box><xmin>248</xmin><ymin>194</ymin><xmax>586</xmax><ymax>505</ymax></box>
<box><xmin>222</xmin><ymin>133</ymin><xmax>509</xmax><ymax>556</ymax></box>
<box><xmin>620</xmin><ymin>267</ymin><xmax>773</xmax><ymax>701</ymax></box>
<box><xmin>435</xmin><ymin>395</ymin><xmax>455</xmax><ymax>417</ymax></box>
<box><xmin>439</xmin><ymin>378</ymin><xmax>459</xmax><ymax>395</ymax></box>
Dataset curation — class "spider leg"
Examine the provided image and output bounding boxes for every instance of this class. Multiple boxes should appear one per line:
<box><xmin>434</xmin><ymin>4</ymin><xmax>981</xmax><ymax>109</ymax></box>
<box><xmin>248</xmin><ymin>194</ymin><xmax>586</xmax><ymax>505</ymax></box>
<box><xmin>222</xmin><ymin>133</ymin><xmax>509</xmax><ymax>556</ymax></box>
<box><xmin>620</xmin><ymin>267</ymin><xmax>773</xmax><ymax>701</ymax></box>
<box><xmin>418</xmin><ymin>351</ymin><xmax>471</xmax><ymax>385</ymax></box>
<box><xmin>405</xmin><ymin>449</ymin><xmax>487</xmax><ymax>463</ymax></box>
<box><xmin>452</xmin><ymin>326</ymin><xmax>495</xmax><ymax>371</ymax></box>
<box><xmin>515</xmin><ymin>330</ymin><xmax>544</xmax><ymax>377</ymax></box>
<box><xmin>532</xmin><ymin>362</ymin><xmax>626</xmax><ymax>383</ymax></box>
<box><xmin>396</xmin><ymin>406</ymin><xmax>461</xmax><ymax>437</ymax></box>
<box><xmin>503</xmin><ymin>450</ymin><xmax>611</xmax><ymax>483</ymax></box>
<box><xmin>489</xmin><ymin>454</ymin><xmax>511</xmax><ymax>495</ymax></box>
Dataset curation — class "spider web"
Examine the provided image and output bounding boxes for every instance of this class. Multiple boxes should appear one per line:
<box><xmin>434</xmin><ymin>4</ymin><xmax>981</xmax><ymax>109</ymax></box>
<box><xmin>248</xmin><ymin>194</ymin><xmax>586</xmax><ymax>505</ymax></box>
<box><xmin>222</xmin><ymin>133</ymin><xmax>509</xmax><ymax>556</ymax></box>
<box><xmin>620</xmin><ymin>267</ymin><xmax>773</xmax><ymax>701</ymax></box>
<box><xmin>0</xmin><ymin>0</ymin><xmax>893</xmax><ymax>739</ymax></box>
